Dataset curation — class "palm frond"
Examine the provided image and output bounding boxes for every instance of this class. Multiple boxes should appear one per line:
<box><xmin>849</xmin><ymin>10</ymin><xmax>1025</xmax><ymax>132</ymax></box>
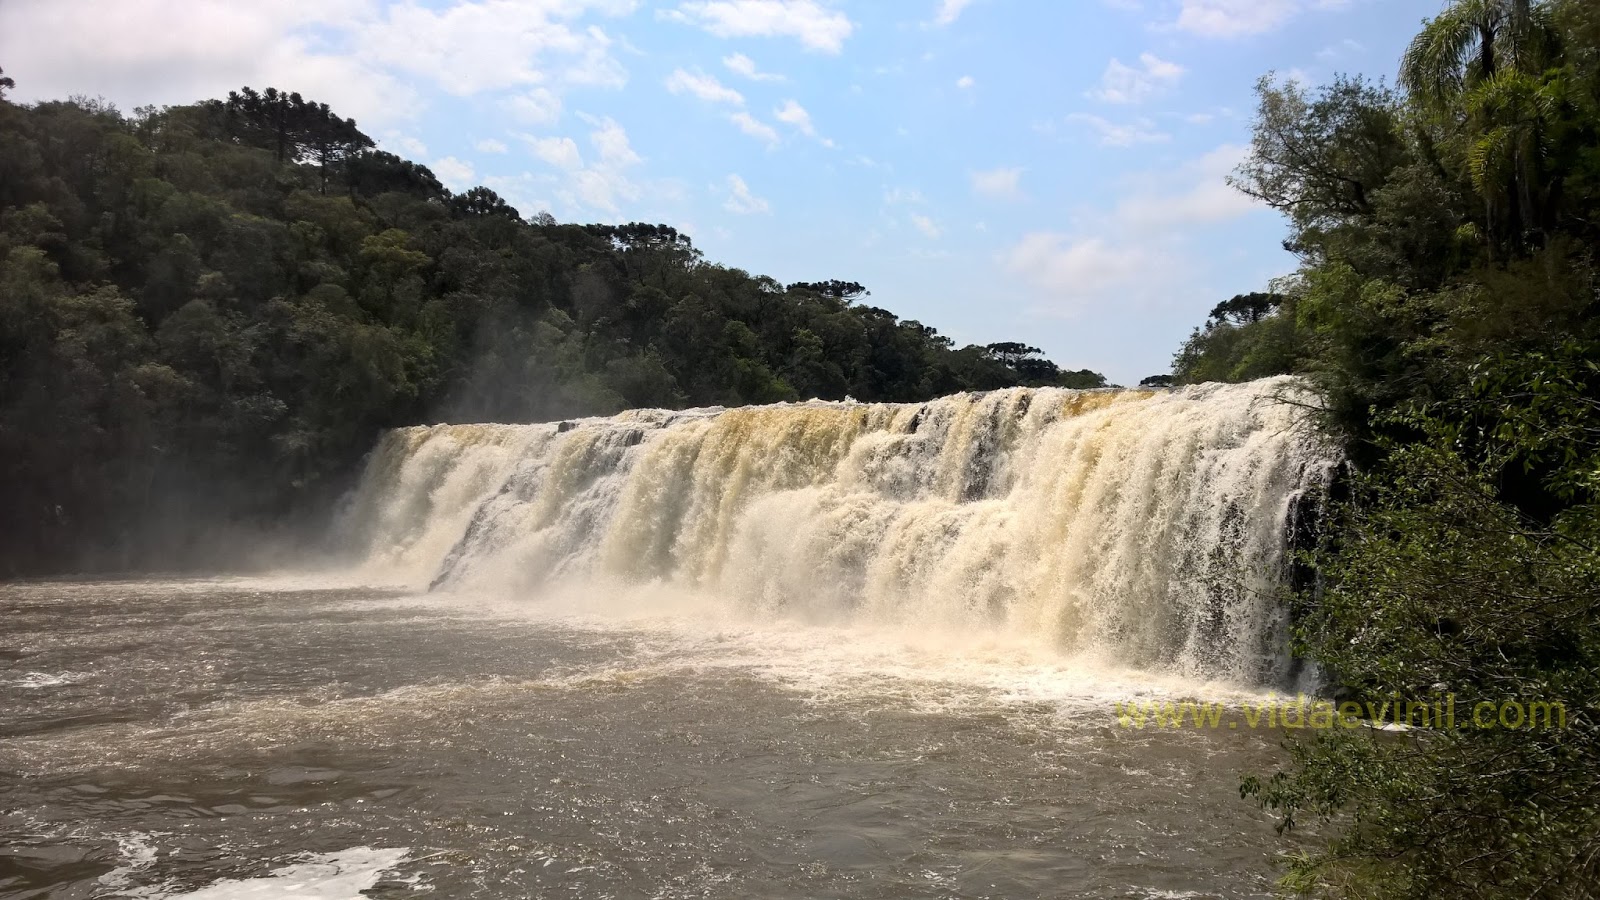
<box><xmin>1401</xmin><ymin>6</ymin><xmax>1482</xmax><ymax>111</ymax></box>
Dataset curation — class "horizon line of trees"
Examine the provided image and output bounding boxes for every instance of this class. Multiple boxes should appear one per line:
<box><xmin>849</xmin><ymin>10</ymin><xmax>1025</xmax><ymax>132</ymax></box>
<box><xmin>0</xmin><ymin>72</ymin><xmax>1105</xmax><ymax>576</ymax></box>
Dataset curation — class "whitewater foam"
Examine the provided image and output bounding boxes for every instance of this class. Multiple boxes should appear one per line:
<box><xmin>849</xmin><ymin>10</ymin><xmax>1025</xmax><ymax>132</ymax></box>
<box><xmin>116</xmin><ymin>847</ymin><xmax>410</xmax><ymax>899</ymax></box>
<box><xmin>341</xmin><ymin>379</ymin><xmax>1335</xmax><ymax>685</ymax></box>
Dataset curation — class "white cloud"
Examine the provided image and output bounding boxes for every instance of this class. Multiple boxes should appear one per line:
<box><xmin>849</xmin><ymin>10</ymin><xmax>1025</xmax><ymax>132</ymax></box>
<box><xmin>773</xmin><ymin>99</ymin><xmax>815</xmax><ymax>135</ymax></box>
<box><xmin>910</xmin><ymin>213</ymin><xmax>942</xmax><ymax>239</ymax></box>
<box><xmin>432</xmin><ymin>156</ymin><xmax>477</xmax><ymax>191</ymax></box>
<box><xmin>383</xmin><ymin>134</ymin><xmax>429</xmax><ymax>158</ymax></box>
<box><xmin>956</xmin><ymin>75</ymin><xmax>975</xmax><ymax>89</ymax></box>
<box><xmin>1317</xmin><ymin>37</ymin><xmax>1363</xmax><ymax>61</ymax></box>
<box><xmin>567</xmin><ymin>168</ymin><xmax>632</xmax><ymax>212</ymax></box>
<box><xmin>934</xmin><ymin>0</ymin><xmax>975</xmax><ymax>26</ymax></box>
<box><xmin>1004</xmin><ymin>234</ymin><xmax>1157</xmax><ymax>307</ymax></box>
<box><xmin>661</xmin><ymin>71</ymin><xmax>818</xmax><ymax>147</ymax></box>
<box><xmin>1</xmin><ymin>0</ymin><xmax>635</xmax><ymax>130</ymax></box>
<box><xmin>729</xmin><ymin>111</ymin><xmax>780</xmax><ymax>146</ymax></box>
<box><xmin>548</xmin><ymin>115</ymin><xmax>644</xmax><ymax>214</ymax></box>
<box><xmin>1066</xmin><ymin>113</ymin><xmax>1170</xmax><ymax>147</ymax></box>
<box><xmin>1</xmin><ymin>0</ymin><xmax>414</xmax><ymax>126</ymax></box>
<box><xmin>475</xmin><ymin>138</ymin><xmax>510</xmax><ymax>153</ymax></box>
<box><xmin>558</xmin><ymin>24</ymin><xmax>630</xmax><ymax>88</ymax></box>
<box><xmin>882</xmin><ymin>186</ymin><xmax>925</xmax><ymax>206</ymax></box>
<box><xmin>521</xmin><ymin>134</ymin><xmax>584</xmax><ymax>169</ymax></box>
<box><xmin>566</xmin><ymin>169</ymin><xmax>626</xmax><ymax>212</ymax></box>
<box><xmin>1089</xmin><ymin>53</ymin><xmax>1184</xmax><ymax>104</ymax></box>
<box><xmin>1172</xmin><ymin>0</ymin><xmax>1346</xmax><ymax>38</ymax></box>
<box><xmin>663</xmin><ymin>69</ymin><xmax>812</xmax><ymax>147</ymax></box>
<box><xmin>971</xmin><ymin>166</ymin><xmax>1023</xmax><ymax>200</ymax></box>
<box><xmin>723</xmin><ymin>174</ymin><xmax>770</xmax><ymax>213</ymax></box>
<box><xmin>586</xmin><ymin>114</ymin><xmax>642</xmax><ymax>168</ymax></box>
<box><xmin>665</xmin><ymin>0</ymin><xmax>854</xmax><ymax>53</ymax></box>
<box><xmin>506</xmin><ymin>87</ymin><xmax>565</xmax><ymax>125</ymax></box>
<box><xmin>665</xmin><ymin>68</ymin><xmax>745</xmax><ymax>105</ymax></box>
<box><xmin>357</xmin><ymin>0</ymin><xmax>632</xmax><ymax>95</ymax></box>
<box><xmin>1001</xmin><ymin>143</ymin><xmax>1269</xmax><ymax>315</ymax></box>
<box><xmin>1114</xmin><ymin>144</ymin><xmax>1260</xmax><ymax>227</ymax></box>
<box><xmin>723</xmin><ymin>52</ymin><xmax>783</xmax><ymax>81</ymax></box>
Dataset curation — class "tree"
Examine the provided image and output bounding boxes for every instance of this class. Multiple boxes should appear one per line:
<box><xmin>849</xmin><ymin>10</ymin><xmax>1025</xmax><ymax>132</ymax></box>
<box><xmin>974</xmin><ymin>343</ymin><xmax>1106</xmax><ymax>388</ymax></box>
<box><xmin>225</xmin><ymin>87</ymin><xmax>300</xmax><ymax>163</ymax></box>
<box><xmin>301</xmin><ymin>100</ymin><xmax>374</xmax><ymax>194</ymax></box>
<box><xmin>1402</xmin><ymin>1</ymin><xmax>1567</xmax><ymax>250</ymax></box>
<box><xmin>0</xmin><ymin>66</ymin><xmax>14</xmax><ymax>101</ymax></box>
<box><xmin>787</xmin><ymin>280</ymin><xmax>869</xmax><ymax>302</ymax></box>
<box><xmin>223</xmin><ymin>87</ymin><xmax>375</xmax><ymax>191</ymax></box>
<box><xmin>1230</xmin><ymin>75</ymin><xmax>1410</xmax><ymax>255</ymax></box>
<box><xmin>1462</xmin><ymin>68</ymin><xmax>1568</xmax><ymax>242</ymax></box>
<box><xmin>1400</xmin><ymin>0</ymin><xmax>1553</xmax><ymax>113</ymax></box>
<box><xmin>343</xmin><ymin>150</ymin><xmax>447</xmax><ymax>200</ymax></box>
<box><xmin>979</xmin><ymin>343</ymin><xmax>1052</xmax><ymax>383</ymax></box>
<box><xmin>982</xmin><ymin>342</ymin><xmax>1044</xmax><ymax>367</ymax></box>
<box><xmin>450</xmin><ymin>186</ymin><xmax>520</xmax><ymax>220</ymax></box>
<box><xmin>1057</xmin><ymin>369</ymin><xmax>1109</xmax><ymax>389</ymax></box>
<box><xmin>1207</xmin><ymin>292</ymin><xmax>1283</xmax><ymax>326</ymax></box>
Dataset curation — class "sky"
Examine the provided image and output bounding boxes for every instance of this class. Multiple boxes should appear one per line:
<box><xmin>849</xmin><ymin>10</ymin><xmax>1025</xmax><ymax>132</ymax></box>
<box><xmin>1</xmin><ymin>0</ymin><xmax>1443</xmax><ymax>385</ymax></box>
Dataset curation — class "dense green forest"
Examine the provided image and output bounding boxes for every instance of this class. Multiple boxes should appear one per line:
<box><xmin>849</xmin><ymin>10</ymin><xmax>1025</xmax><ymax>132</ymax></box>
<box><xmin>1163</xmin><ymin>0</ymin><xmax>1600</xmax><ymax>896</ymax></box>
<box><xmin>0</xmin><ymin>78</ymin><xmax>1102</xmax><ymax>576</ymax></box>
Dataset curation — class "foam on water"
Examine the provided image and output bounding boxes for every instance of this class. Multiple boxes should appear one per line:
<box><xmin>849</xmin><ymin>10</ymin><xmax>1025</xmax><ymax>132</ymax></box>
<box><xmin>119</xmin><ymin>847</ymin><xmax>410</xmax><ymax>899</ymax></box>
<box><xmin>0</xmin><ymin>575</ymin><xmax>1301</xmax><ymax>897</ymax></box>
<box><xmin>98</xmin><ymin>832</ymin><xmax>160</xmax><ymax>891</ymax></box>
<box><xmin>408</xmin><ymin>582</ymin><xmax>1293</xmax><ymax>710</ymax></box>
<box><xmin>4</xmin><ymin>671</ymin><xmax>90</xmax><ymax>688</ymax></box>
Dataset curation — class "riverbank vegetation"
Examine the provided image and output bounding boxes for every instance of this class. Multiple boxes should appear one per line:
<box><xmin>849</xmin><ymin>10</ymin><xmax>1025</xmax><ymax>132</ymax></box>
<box><xmin>1165</xmin><ymin>0</ymin><xmax>1600</xmax><ymax>895</ymax></box>
<box><xmin>0</xmin><ymin>81</ymin><xmax>1101</xmax><ymax>575</ymax></box>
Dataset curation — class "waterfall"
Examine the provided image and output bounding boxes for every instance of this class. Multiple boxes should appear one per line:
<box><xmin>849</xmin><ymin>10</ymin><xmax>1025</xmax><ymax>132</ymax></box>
<box><xmin>340</xmin><ymin>378</ymin><xmax>1337</xmax><ymax>684</ymax></box>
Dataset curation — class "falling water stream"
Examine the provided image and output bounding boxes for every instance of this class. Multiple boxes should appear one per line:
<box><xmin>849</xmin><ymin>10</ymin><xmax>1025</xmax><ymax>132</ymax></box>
<box><xmin>2</xmin><ymin>378</ymin><xmax>1335</xmax><ymax>898</ymax></box>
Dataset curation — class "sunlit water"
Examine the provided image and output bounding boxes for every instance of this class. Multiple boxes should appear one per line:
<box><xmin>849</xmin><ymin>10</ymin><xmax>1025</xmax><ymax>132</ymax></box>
<box><xmin>1</xmin><ymin>577</ymin><xmax>1305</xmax><ymax>899</ymax></box>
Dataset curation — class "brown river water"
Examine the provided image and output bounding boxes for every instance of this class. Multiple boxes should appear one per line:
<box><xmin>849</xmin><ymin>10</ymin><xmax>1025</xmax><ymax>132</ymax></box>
<box><xmin>1</xmin><ymin>577</ymin><xmax>1304</xmax><ymax>900</ymax></box>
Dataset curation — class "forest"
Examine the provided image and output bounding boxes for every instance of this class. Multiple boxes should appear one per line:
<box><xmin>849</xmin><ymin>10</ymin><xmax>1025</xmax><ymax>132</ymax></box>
<box><xmin>1168</xmin><ymin>0</ymin><xmax>1600</xmax><ymax>896</ymax></box>
<box><xmin>0</xmin><ymin>80</ymin><xmax>1102</xmax><ymax>575</ymax></box>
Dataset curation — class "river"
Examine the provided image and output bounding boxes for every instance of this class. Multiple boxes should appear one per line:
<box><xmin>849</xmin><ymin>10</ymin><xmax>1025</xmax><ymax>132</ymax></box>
<box><xmin>2</xmin><ymin>380</ymin><xmax>1329</xmax><ymax>898</ymax></box>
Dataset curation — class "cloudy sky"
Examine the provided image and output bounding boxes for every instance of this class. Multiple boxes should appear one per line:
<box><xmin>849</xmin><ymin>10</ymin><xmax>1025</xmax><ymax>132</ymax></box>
<box><xmin>1</xmin><ymin>0</ymin><xmax>1437</xmax><ymax>384</ymax></box>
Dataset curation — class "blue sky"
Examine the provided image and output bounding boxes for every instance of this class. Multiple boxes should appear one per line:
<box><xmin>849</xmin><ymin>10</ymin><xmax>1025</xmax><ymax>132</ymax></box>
<box><xmin>4</xmin><ymin>0</ymin><xmax>1440</xmax><ymax>384</ymax></box>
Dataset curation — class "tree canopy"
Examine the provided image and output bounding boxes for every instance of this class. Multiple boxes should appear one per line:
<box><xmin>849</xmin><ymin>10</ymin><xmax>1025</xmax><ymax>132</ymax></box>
<box><xmin>0</xmin><ymin>81</ymin><xmax>1104</xmax><ymax>575</ymax></box>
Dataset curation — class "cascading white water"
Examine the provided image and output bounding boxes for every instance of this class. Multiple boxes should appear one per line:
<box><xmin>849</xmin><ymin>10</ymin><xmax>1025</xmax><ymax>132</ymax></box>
<box><xmin>341</xmin><ymin>377</ymin><xmax>1336</xmax><ymax>684</ymax></box>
